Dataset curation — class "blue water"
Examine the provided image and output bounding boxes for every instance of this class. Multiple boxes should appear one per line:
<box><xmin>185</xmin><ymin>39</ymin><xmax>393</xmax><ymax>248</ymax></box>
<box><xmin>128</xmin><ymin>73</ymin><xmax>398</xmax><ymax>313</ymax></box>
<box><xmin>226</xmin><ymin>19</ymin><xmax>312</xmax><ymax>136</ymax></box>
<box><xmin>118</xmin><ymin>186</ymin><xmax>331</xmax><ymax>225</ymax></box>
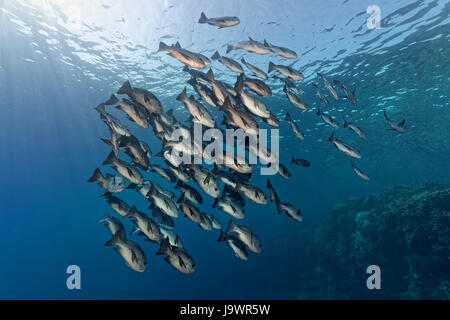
<box><xmin>0</xmin><ymin>0</ymin><xmax>449</xmax><ymax>299</ymax></box>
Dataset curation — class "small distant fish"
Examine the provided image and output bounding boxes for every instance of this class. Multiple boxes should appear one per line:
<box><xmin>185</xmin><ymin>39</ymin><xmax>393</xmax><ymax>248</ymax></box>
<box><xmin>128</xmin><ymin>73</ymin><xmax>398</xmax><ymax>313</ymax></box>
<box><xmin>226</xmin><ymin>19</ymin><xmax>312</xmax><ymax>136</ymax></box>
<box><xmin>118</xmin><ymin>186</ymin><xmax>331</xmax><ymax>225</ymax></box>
<box><xmin>317</xmin><ymin>73</ymin><xmax>339</xmax><ymax>100</ymax></box>
<box><xmin>343</xmin><ymin>119</ymin><xmax>366</xmax><ymax>139</ymax></box>
<box><xmin>158</xmin><ymin>41</ymin><xmax>210</xmax><ymax>69</ymax></box>
<box><xmin>283</xmin><ymin>84</ymin><xmax>308</xmax><ymax>110</ymax></box>
<box><xmin>384</xmin><ymin>109</ymin><xmax>407</xmax><ymax>133</ymax></box>
<box><xmin>128</xmin><ymin>205</ymin><xmax>163</xmax><ymax>243</ymax></box>
<box><xmin>117</xmin><ymin>80</ymin><xmax>163</xmax><ymax>114</ymax></box>
<box><xmin>217</xmin><ymin>233</ymin><xmax>248</xmax><ymax>260</ymax></box>
<box><xmin>241</xmin><ymin>58</ymin><xmax>267</xmax><ymax>80</ymax></box>
<box><xmin>276</xmin><ymin>163</ymin><xmax>291</xmax><ymax>179</ymax></box>
<box><xmin>223</xmin><ymin>220</ymin><xmax>261</xmax><ymax>254</ymax></box>
<box><xmin>268</xmin><ymin>62</ymin><xmax>304</xmax><ymax>80</ymax></box>
<box><xmin>198</xmin><ymin>12</ymin><xmax>240</xmax><ymax>28</ymax></box>
<box><xmin>351</xmin><ymin>162</ymin><xmax>370</xmax><ymax>181</ymax></box>
<box><xmin>235</xmin><ymin>75</ymin><xmax>270</xmax><ymax>118</ymax></box>
<box><xmin>333</xmin><ymin>80</ymin><xmax>357</xmax><ymax>105</ymax></box>
<box><xmin>103</xmin><ymin>152</ymin><xmax>144</xmax><ymax>185</ymax></box>
<box><xmin>285</xmin><ymin>112</ymin><xmax>304</xmax><ymax>140</ymax></box>
<box><xmin>227</xmin><ymin>37</ymin><xmax>271</xmax><ymax>55</ymax></box>
<box><xmin>88</xmin><ymin>168</ymin><xmax>126</xmax><ymax>193</ymax></box>
<box><xmin>104</xmin><ymin>231</ymin><xmax>147</xmax><ymax>272</ymax></box>
<box><xmin>328</xmin><ymin>132</ymin><xmax>362</xmax><ymax>159</ymax></box>
<box><xmin>290</xmin><ymin>157</ymin><xmax>311</xmax><ymax>167</ymax></box>
<box><xmin>98</xmin><ymin>213</ymin><xmax>125</xmax><ymax>237</ymax></box>
<box><xmin>240</xmin><ymin>73</ymin><xmax>272</xmax><ymax>96</ymax></box>
<box><xmin>211</xmin><ymin>51</ymin><xmax>243</xmax><ymax>73</ymax></box>
<box><xmin>275</xmin><ymin>198</ymin><xmax>303</xmax><ymax>222</ymax></box>
<box><xmin>95</xmin><ymin>103</ymin><xmax>131</xmax><ymax>137</ymax></box>
<box><xmin>263</xmin><ymin>39</ymin><xmax>297</xmax><ymax>59</ymax></box>
<box><xmin>100</xmin><ymin>193</ymin><xmax>131</xmax><ymax>218</ymax></box>
<box><xmin>176</xmin><ymin>87</ymin><xmax>216</xmax><ymax>128</ymax></box>
<box><xmin>156</xmin><ymin>238</ymin><xmax>196</xmax><ymax>274</ymax></box>
<box><xmin>312</xmin><ymin>83</ymin><xmax>330</xmax><ymax>107</ymax></box>
<box><xmin>317</xmin><ymin>108</ymin><xmax>340</xmax><ymax>128</ymax></box>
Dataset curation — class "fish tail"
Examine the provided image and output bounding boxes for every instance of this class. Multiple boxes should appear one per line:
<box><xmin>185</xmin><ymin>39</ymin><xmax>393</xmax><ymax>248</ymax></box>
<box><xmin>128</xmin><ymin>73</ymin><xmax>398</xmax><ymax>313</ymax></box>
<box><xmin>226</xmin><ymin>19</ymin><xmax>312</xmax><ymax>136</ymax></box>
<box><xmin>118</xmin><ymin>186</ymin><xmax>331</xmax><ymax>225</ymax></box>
<box><xmin>268</xmin><ymin>61</ymin><xmax>275</xmax><ymax>73</ymax></box>
<box><xmin>104</xmin><ymin>232</ymin><xmax>123</xmax><ymax>246</ymax></box>
<box><xmin>94</xmin><ymin>103</ymin><xmax>105</xmax><ymax>114</ymax></box>
<box><xmin>328</xmin><ymin>132</ymin><xmax>335</xmax><ymax>142</ymax></box>
<box><xmin>104</xmin><ymin>94</ymin><xmax>119</xmax><ymax>105</ymax></box>
<box><xmin>99</xmin><ymin>191</ymin><xmax>112</xmax><ymax>199</ymax></box>
<box><xmin>102</xmin><ymin>151</ymin><xmax>116</xmax><ymax>165</ymax></box>
<box><xmin>285</xmin><ymin>112</ymin><xmax>291</xmax><ymax>122</ymax></box>
<box><xmin>212</xmin><ymin>198</ymin><xmax>219</xmax><ymax>209</ymax></box>
<box><xmin>176</xmin><ymin>86</ymin><xmax>187</xmax><ymax>101</ymax></box>
<box><xmin>198</xmin><ymin>12</ymin><xmax>208</xmax><ymax>24</ymax></box>
<box><xmin>158</xmin><ymin>41</ymin><xmax>169</xmax><ymax>52</ymax></box>
<box><xmin>275</xmin><ymin>197</ymin><xmax>283</xmax><ymax>214</ymax></box>
<box><xmin>156</xmin><ymin>237</ymin><xmax>171</xmax><ymax>255</ymax></box>
<box><xmin>204</xmin><ymin>68</ymin><xmax>214</xmax><ymax>83</ymax></box>
<box><xmin>217</xmin><ymin>230</ymin><xmax>227</xmax><ymax>242</ymax></box>
<box><xmin>98</xmin><ymin>212</ymin><xmax>110</xmax><ymax>224</ymax></box>
<box><xmin>211</xmin><ymin>51</ymin><xmax>220</xmax><ymax>60</ymax></box>
<box><xmin>117</xmin><ymin>80</ymin><xmax>132</xmax><ymax>95</ymax></box>
<box><xmin>182</xmin><ymin>65</ymin><xmax>189</xmax><ymax>72</ymax></box>
<box><xmin>88</xmin><ymin>168</ymin><xmax>103</xmax><ymax>182</ymax></box>
<box><xmin>226</xmin><ymin>44</ymin><xmax>234</xmax><ymax>54</ymax></box>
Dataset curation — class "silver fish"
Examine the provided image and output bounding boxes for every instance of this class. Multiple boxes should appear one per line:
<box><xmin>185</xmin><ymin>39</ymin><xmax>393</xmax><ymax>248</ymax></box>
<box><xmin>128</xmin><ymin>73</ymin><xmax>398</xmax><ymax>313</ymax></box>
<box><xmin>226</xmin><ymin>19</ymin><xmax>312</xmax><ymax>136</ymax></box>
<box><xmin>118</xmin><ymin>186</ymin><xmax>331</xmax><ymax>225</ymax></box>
<box><xmin>268</xmin><ymin>62</ymin><xmax>303</xmax><ymax>80</ymax></box>
<box><xmin>158</xmin><ymin>41</ymin><xmax>210</xmax><ymax>69</ymax></box>
<box><xmin>224</xmin><ymin>220</ymin><xmax>261</xmax><ymax>254</ymax></box>
<box><xmin>241</xmin><ymin>58</ymin><xmax>267</xmax><ymax>80</ymax></box>
<box><xmin>226</xmin><ymin>37</ymin><xmax>271</xmax><ymax>55</ymax></box>
<box><xmin>88</xmin><ymin>168</ymin><xmax>126</xmax><ymax>193</ymax></box>
<box><xmin>98</xmin><ymin>213</ymin><xmax>125</xmax><ymax>237</ymax></box>
<box><xmin>235</xmin><ymin>75</ymin><xmax>270</xmax><ymax>118</ymax></box>
<box><xmin>218</xmin><ymin>233</ymin><xmax>248</xmax><ymax>261</ymax></box>
<box><xmin>95</xmin><ymin>103</ymin><xmax>131</xmax><ymax>137</ymax></box>
<box><xmin>263</xmin><ymin>39</ymin><xmax>297</xmax><ymax>59</ymax></box>
<box><xmin>285</xmin><ymin>112</ymin><xmax>304</xmax><ymax>140</ymax></box>
<box><xmin>351</xmin><ymin>162</ymin><xmax>370</xmax><ymax>181</ymax></box>
<box><xmin>104</xmin><ymin>232</ymin><xmax>147</xmax><ymax>272</ymax></box>
<box><xmin>198</xmin><ymin>12</ymin><xmax>240</xmax><ymax>28</ymax></box>
<box><xmin>240</xmin><ymin>73</ymin><xmax>272</xmax><ymax>96</ymax></box>
<box><xmin>128</xmin><ymin>205</ymin><xmax>163</xmax><ymax>243</ymax></box>
<box><xmin>283</xmin><ymin>84</ymin><xmax>308</xmax><ymax>110</ymax></box>
<box><xmin>156</xmin><ymin>238</ymin><xmax>195</xmax><ymax>274</ymax></box>
<box><xmin>212</xmin><ymin>195</ymin><xmax>245</xmax><ymax>219</ymax></box>
<box><xmin>104</xmin><ymin>94</ymin><xmax>149</xmax><ymax>128</ymax></box>
<box><xmin>317</xmin><ymin>108</ymin><xmax>339</xmax><ymax>128</ymax></box>
<box><xmin>211</xmin><ymin>51</ymin><xmax>243</xmax><ymax>73</ymax></box>
<box><xmin>344</xmin><ymin>119</ymin><xmax>366</xmax><ymax>139</ymax></box>
<box><xmin>317</xmin><ymin>73</ymin><xmax>338</xmax><ymax>100</ymax></box>
<box><xmin>235</xmin><ymin>182</ymin><xmax>267</xmax><ymax>204</ymax></box>
<box><xmin>103</xmin><ymin>152</ymin><xmax>144</xmax><ymax>185</ymax></box>
<box><xmin>176</xmin><ymin>87</ymin><xmax>215</xmax><ymax>128</ymax></box>
<box><xmin>384</xmin><ymin>109</ymin><xmax>407</xmax><ymax>133</ymax></box>
<box><xmin>328</xmin><ymin>132</ymin><xmax>362</xmax><ymax>159</ymax></box>
<box><xmin>333</xmin><ymin>80</ymin><xmax>357</xmax><ymax>105</ymax></box>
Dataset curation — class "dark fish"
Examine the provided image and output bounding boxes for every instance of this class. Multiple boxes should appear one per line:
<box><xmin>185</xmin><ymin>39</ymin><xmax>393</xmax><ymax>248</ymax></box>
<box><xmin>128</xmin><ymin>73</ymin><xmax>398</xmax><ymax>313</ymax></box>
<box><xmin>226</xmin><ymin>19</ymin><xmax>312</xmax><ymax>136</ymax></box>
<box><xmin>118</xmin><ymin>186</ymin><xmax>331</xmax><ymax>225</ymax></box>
<box><xmin>333</xmin><ymin>80</ymin><xmax>357</xmax><ymax>105</ymax></box>
<box><xmin>328</xmin><ymin>132</ymin><xmax>362</xmax><ymax>159</ymax></box>
<box><xmin>383</xmin><ymin>109</ymin><xmax>407</xmax><ymax>133</ymax></box>
<box><xmin>198</xmin><ymin>12</ymin><xmax>240</xmax><ymax>28</ymax></box>
<box><xmin>291</xmin><ymin>157</ymin><xmax>311</xmax><ymax>167</ymax></box>
<box><xmin>285</xmin><ymin>112</ymin><xmax>304</xmax><ymax>140</ymax></box>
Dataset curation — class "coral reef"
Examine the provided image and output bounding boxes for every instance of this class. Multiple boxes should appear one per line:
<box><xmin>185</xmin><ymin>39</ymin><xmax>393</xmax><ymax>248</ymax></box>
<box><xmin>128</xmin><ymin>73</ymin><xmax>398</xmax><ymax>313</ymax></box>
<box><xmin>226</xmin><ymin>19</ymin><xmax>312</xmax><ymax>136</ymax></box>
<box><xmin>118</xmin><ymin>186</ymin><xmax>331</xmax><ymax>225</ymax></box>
<box><xmin>297</xmin><ymin>183</ymin><xmax>450</xmax><ymax>299</ymax></box>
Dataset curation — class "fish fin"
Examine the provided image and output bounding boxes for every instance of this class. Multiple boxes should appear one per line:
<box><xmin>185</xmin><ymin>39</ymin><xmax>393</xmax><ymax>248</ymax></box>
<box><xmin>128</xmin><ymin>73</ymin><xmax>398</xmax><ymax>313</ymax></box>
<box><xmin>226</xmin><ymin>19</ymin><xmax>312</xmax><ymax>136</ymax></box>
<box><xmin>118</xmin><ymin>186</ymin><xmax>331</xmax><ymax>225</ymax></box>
<box><xmin>225</xmin><ymin>220</ymin><xmax>236</xmax><ymax>235</ymax></box>
<box><xmin>176</xmin><ymin>87</ymin><xmax>187</xmax><ymax>101</ymax></box>
<box><xmin>176</xmin><ymin>193</ymin><xmax>184</xmax><ymax>204</ymax></box>
<box><xmin>128</xmin><ymin>205</ymin><xmax>138</xmax><ymax>217</ymax></box>
<box><xmin>130</xmin><ymin>225</ymin><xmax>139</xmax><ymax>236</ymax></box>
<box><xmin>212</xmin><ymin>198</ymin><xmax>219</xmax><ymax>209</ymax></box>
<box><xmin>226</xmin><ymin>44</ymin><xmax>234</xmax><ymax>54</ymax></box>
<box><xmin>263</xmin><ymin>39</ymin><xmax>269</xmax><ymax>47</ymax></box>
<box><xmin>98</xmin><ymin>213</ymin><xmax>110</xmax><ymax>223</ymax></box>
<box><xmin>88</xmin><ymin>168</ymin><xmax>102</xmax><ymax>182</ymax></box>
<box><xmin>117</xmin><ymin>80</ymin><xmax>132</xmax><ymax>95</ymax></box>
<box><xmin>178</xmin><ymin>256</ymin><xmax>186</xmax><ymax>268</ymax></box>
<box><xmin>198</xmin><ymin>12</ymin><xmax>208</xmax><ymax>23</ymax></box>
<box><xmin>158</xmin><ymin>41</ymin><xmax>169</xmax><ymax>52</ymax></box>
<box><xmin>204</xmin><ymin>68</ymin><xmax>214</xmax><ymax>83</ymax></box>
<box><xmin>283</xmin><ymin>83</ymin><xmax>287</xmax><ymax>93</ymax></box>
<box><xmin>328</xmin><ymin>132</ymin><xmax>335</xmax><ymax>142</ymax></box>
<box><xmin>103</xmin><ymin>151</ymin><xmax>116</xmax><ymax>165</ymax></box>
<box><xmin>217</xmin><ymin>230</ymin><xmax>227</xmax><ymax>242</ymax></box>
<box><xmin>174</xmin><ymin>41</ymin><xmax>181</xmax><ymax>49</ymax></box>
<box><xmin>211</xmin><ymin>51</ymin><xmax>220</xmax><ymax>60</ymax></box>
<box><xmin>398</xmin><ymin>120</ymin><xmax>406</xmax><ymax>127</ymax></box>
<box><xmin>156</xmin><ymin>237</ymin><xmax>171</xmax><ymax>255</ymax></box>
<box><xmin>104</xmin><ymin>232</ymin><xmax>122</xmax><ymax>246</ymax></box>
<box><xmin>248</xmin><ymin>36</ymin><xmax>256</xmax><ymax>45</ymax></box>
<box><xmin>104</xmin><ymin>94</ymin><xmax>119</xmax><ymax>105</ymax></box>
<box><xmin>100</xmin><ymin>138</ymin><xmax>112</xmax><ymax>146</ymax></box>
<box><xmin>182</xmin><ymin>65</ymin><xmax>189</xmax><ymax>72</ymax></box>
<box><xmin>275</xmin><ymin>198</ymin><xmax>283</xmax><ymax>214</ymax></box>
<box><xmin>291</xmin><ymin>156</ymin><xmax>295</xmax><ymax>164</ymax></box>
<box><xmin>203</xmin><ymin>172</ymin><xmax>211</xmax><ymax>185</ymax></box>
<box><xmin>99</xmin><ymin>191</ymin><xmax>112</xmax><ymax>199</ymax></box>
<box><xmin>268</xmin><ymin>61</ymin><xmax>275</xmax><ymax>73</ymax></box>
<box><xmin>234</xmin><ymin>75</ymin><xmax>244</xmax><ymax>92</ymax></box>
<box><xmin>186</xmin><ymin>78</ymin><xmax>197</xmax><ymax>86</ymax></box>
<box><xmin>240</xmin><ymin>58</ymin><xmax>246</xmax><ymax>64</ymax></box>
<box><xmin>94</xmin><ymin>103</ymin><xmax>105</xmax><ymax>114</ymax></box>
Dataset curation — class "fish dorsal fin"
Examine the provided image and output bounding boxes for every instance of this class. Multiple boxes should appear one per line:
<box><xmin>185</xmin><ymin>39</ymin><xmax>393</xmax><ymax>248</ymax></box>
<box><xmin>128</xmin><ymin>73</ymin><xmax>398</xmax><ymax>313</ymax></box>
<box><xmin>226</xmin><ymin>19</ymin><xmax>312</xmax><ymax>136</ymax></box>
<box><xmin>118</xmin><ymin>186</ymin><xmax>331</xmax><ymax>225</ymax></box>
<box><xmin>174</xmin><ymin>41</ymin><xmax>181</xmax><ymax>49</ymax></box>
<box><xmin>397</xmin><ymin>120</ymin><xmax>406</xmax><ymax>127</ymax></box>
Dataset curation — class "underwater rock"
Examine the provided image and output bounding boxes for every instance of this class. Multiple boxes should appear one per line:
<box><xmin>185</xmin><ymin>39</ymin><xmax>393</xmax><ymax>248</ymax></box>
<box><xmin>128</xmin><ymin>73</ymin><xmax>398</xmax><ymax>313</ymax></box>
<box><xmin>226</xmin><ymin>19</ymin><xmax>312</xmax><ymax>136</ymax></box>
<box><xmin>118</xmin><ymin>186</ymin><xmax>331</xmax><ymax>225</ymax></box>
<box><xmin>297</xmin><ymin>183</ymin><xmax>450</xmax><ymax>299</ymax></box>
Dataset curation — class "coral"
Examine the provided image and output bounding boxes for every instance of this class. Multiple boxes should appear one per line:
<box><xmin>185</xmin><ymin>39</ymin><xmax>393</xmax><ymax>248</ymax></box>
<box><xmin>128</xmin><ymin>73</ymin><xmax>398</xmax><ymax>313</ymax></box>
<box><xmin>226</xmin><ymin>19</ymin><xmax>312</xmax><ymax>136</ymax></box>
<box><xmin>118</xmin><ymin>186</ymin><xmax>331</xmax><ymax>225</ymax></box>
<box><xmin>297</xmin><ymin>183</ymin><xmax>450</xmax><ymax>299</ymax></box>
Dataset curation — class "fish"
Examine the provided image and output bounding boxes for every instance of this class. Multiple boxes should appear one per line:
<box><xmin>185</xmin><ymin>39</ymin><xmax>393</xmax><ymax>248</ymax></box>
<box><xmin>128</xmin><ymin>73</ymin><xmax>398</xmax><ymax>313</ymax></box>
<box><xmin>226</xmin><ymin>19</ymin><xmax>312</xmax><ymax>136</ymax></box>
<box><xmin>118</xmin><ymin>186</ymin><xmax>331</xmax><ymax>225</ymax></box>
<box><xmin>312</xmin><ymin>83</ymin><xmax>330</xmax><ymax>107</ymax></box>
<box><xmin>100</xmin><ymin>128</ymin><xmax>120</xmax><ymax>157</ymax></box>
<box><xmin>343</xmin><ymin>119</ymin><xmax>366</xmax><ymax>139</ymax></box>
<box><xmin>216</xmin><ymin>151</ymin><xmax>253</xmax><ymax>175</ymax></box>
<box><xmin>165</xmin><ymin>161</ymin><xmax>191</xmax><ymax>183</ymax></box>
<box><xmin>235</xmin><ymin>182</ymin><xmax>267</xmax><ymax>204</ymax></box>
<box><xmin>207</xmin><ymin>214</ymin><xmax>221</xmax><ymax>229</ymax></box>
<box><xmin>103</xmin><ymin>152</ymin><xmax>144</xmax><ymax>185</ymax></box>
<box><xmin>235</xmin><ymin>75</ymin><xmax>270</xmax><ymax>118</ymax></box>
<box><xmin>211</xmin><ymin>51</ymin><xmax>243</xmax><ymax>73</ymax></box>
<box><xmin>128</xmin><ymin>205</ymin><xmax>163</xmax><ymax>244</ymax></box>
<box><xmin>182</xmin><ymin>65</ymin><xmax>209</xmax><ymax>84</ymax></box>
<box><xmin>351</xmin><ymin>162</ymin><xmax>370</xmax><ymax>181</ymax></box>
<box><xmin>383</xmin><ymin>109</ymin><xmax>407</xmax><ymax>133</ymax></box>
<box><xmin>187</xmin><ymin>164</ymin><xmax>220</xmax><ymax>198</ymax></box>
<box><xmin>203</xmin><ymin>69</ymin><xmax>237</xmax><ymax>105</ymax></box>
<box><xmin>177</xmin><ymin>194</ymin><xmax>203</xmax><ymax>225</ymax></box>
<box><xmin>187</xmin><ymin>78</ymin><xmax>217</xmax><ymax>107</ymax></box>
<box><xmin>128</xmin><ymin>181</ymin><xmax>176</xmax><ymax>202</ymax></box>
<box><xmin>198</xmin><ymin>213</ymin><xmax>213</xmax><ymax>231</ymax></box>
<box><xmin>333</xmin><ymin>80</ymin><xmax>357</xmax><ymax>105</ymax></box>
<box><xmin>317</xmin><ymin>73</ymin><xmax>339</xmax><ymax>100</ymax></box>
<box><xmin>148</xmin><ymin>164</ymin><xmax>177</xmax><ymax>183</ymax></box>
<box><xmin>175</xmin><ymin>180</ymin><xmax>203</xmax><ymax>204</ymax></box>
<box><xmin>262</xmin><ymin>110</ymin><xmax>280</xmax><ymax>127</ymax></box>
<box><xmin>176</xmin><ymin>87</ymin><xmax>216</xmax><ymax>128</ymax></box>
<box><xmin>100</xmin><ymin>193</ymin><xmax>131</xmax><ymax>218</ymax></box>
<box><xmin>285</xmin><ymin>112</ymin><xmax>304</xmax><ymax>140</ymax></box>
<box><xmin>212</xmin><ymin>163</ymin><xmax>240</xmax><ymax>188</ymax></box>
<box><xmin>217</xmin><ymin>233</ymin><xmax>248</xmax><ymax>260</ymax></box>
<box><xmin>268</xmin><ymin>62</ymin><xmax>304</xmax><ymax>80</ymax></box>
<box><xmin>222</xmin><ymin>184</ymin><xmax>246</xmax><ymax>207</ymax></box>
<box><xmin>276</xmin><ymin>163</ymin><xmax>291</xmax><ymax>179</ymax></box>
<box><xmin>218</xmin><ymin>96</ymin><xmax>259</xmax><ymax>135</ymax></box>
<box><xmin>274</xmin><ymin>199</ymin><xmax>303</xmax><ymax>222</ymax></box>
<box><xmin>198</xmin><ymin>12</ymin><xmax>240</xmax><ymax>28</ymax></box>
<box><xmin>156</xmin><ymin>238</ymin><xmax>196</xmax><ymax>274</ymax></box>
<box><xmin>263</xmin><ymin>39</ymin><xmax>297</xmax><ymax>59</ymax></box>
<box><xmin>105</xmin><ymin>94</ymin><xmax>149</xmax><ymax>128</ymax></box>
<box><xmin>317</xmin><ymin>108</ymin><xmax>340</xmax><ymax>128</ymax></box>
<box><xmin>283</xmin><ymin>84</ymin><xmax>308</xmax><ymax>110</ymax></box>
<box><xmin>226</xmin><ymin>37</ymin><xmax>271</xmax><ymax>55</ymax></box>
<box><xmin>98</xmin><ymin>213</ymin><xmax>126</xmax><ymax>238</ymax></box>
<box><xmin>88</xmin><ymin>168</ymin><xmax>126</xmax><ymax>193</ymax></box>
<box><xmin>240</xmin><ymin>73</ymin><xmax>272</xmax><ymax>96</ymax></box>
<box><xmin>118</xmin><ymin>135</ymin><xmax>151</xmax><ymax>170</ymax></box>
<box><xmin>212</xmin><ymin>194</ymin><xmax>245</xmax><ymax>219</ymax></box>
<box><xmin>223</xmin><ymin>220</ymin><xmax>261</xmax><ymax>254</ymax></box>
<box><xmin>160</xmin><ymin>228</ymin><xmax>184</xmax><ymax>248</ymax></box>
<box><xmin>104</xmin><ymin>232</ymin><xmax>147</xmax><ymax>272</ymax></box>
<box><xmin>158</xmin><ymin>41</ymin><xmax>210</xmax><ymax>69</ymax></box>
<box><xmin>95</xmin><ymin>103</ymin><xmax>131</xmax><ymax>137</ymax></box>
<box><xmin>328</xmin><ymin>132</ymin><xmax>362</xmax><ymax>159</ymax></box>
<box><xmin>290</xmin><ymin>157</ymin><xmax>311</xmax><ymax>167</ymax></box>
<box><xmin>240</xmin><ymin>58</ymin><xmax>267</xmax><ymax>80</ymax></box>
<box><xmin>266</xmin><ymin>179</ymin><xmax>280</xmax><ymax>203</ymax></box>
<box><xmin>151</xmin><ymin>206</ymin><xmax>175</xmax><ymax>230</ymax></box>
<box><xmin>159</xmin><ymin>109</ymin><xmax>177</xmax><ymax>127</ymax></box>
<box><xmin>117</xmin><ymin>80</ymin><xmax>163</xmax><ymax>114</ymax></box>
<box><xmin>146</xmin><ymin>184</ymin><xmax>179</xmax><ymax>218</ymax></box>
